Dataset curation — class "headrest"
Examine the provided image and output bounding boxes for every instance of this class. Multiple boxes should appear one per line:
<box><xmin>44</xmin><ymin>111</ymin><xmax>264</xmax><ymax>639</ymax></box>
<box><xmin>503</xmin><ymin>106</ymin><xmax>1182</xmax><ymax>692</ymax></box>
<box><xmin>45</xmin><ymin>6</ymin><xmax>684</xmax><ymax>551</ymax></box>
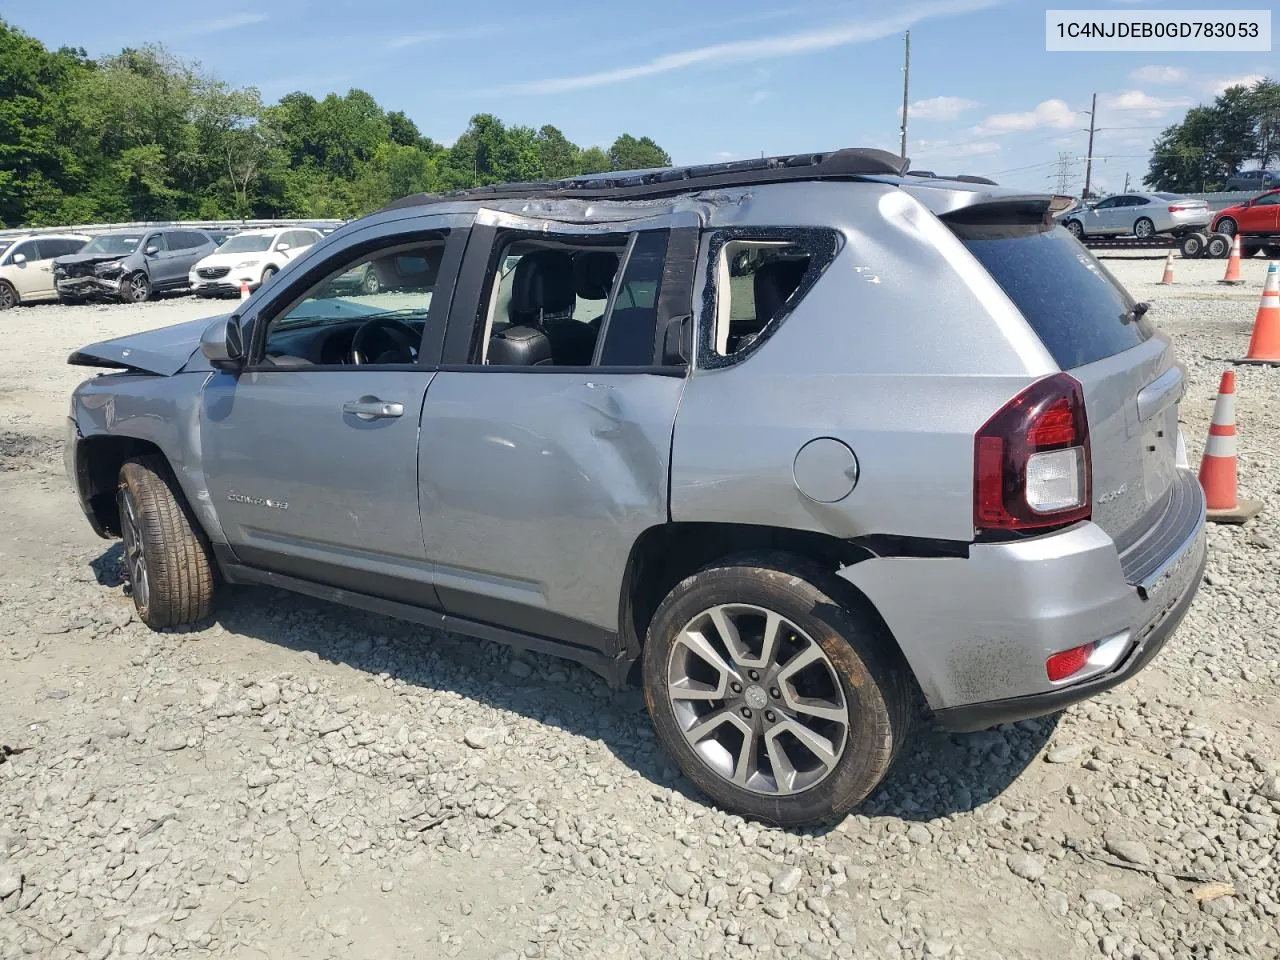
<box><xmin>488</xmin><ymin>325</ymin><xmax>552</xmax><ymax>366</ymax></box>
<box><xmin>753</xmin><ymin>258</ymin><xmax>809</xmax><ymax>325</ymax></box>
<box><xmin>510</xmin><ymin>250</ymin><xmax>576</xmax><ymax>319</ymax></box>
<box><xmin>573</xmin><ymin>251</ymin><xmax>620</xmax><ymax>300</ymax></box>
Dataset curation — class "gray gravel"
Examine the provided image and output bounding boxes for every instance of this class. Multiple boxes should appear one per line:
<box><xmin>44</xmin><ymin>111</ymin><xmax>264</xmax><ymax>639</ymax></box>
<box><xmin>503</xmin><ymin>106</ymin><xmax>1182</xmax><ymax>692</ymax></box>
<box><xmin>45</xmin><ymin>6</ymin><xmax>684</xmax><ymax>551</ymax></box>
<box><xmin>2</xmin><ymin>256</ymin><xmax>1280</xmax><ymax>958</ymax></box>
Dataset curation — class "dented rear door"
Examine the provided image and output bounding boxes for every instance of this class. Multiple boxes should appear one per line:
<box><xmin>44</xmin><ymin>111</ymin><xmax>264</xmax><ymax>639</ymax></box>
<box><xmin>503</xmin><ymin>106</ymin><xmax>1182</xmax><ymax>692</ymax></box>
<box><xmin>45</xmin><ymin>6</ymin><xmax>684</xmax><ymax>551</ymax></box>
<box><xmin>418</xmin><ymin>210</ymin><xmax>698</xmax><ymax>652</ymax></box>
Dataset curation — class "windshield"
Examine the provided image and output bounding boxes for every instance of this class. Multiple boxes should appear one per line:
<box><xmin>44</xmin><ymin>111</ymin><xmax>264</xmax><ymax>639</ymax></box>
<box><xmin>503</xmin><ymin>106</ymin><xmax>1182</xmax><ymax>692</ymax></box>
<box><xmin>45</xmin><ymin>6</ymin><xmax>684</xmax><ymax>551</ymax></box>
<box><xmin>218</xmin><ymin>234</ymin><xmax>273</xmax><ymax>254</ymax></box>
<box><xmin>83</xmin><ymin>235</ymin><xmax>143</xmax><ymax>255</ymax></box>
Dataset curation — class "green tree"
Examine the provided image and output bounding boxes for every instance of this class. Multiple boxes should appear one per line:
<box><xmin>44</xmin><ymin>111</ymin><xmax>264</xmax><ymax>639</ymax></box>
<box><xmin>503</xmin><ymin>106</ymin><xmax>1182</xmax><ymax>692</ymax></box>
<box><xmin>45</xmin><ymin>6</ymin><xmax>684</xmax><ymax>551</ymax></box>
<box><xmin>536</xmin><ymin>124</ymin><xmax>579</xmax><ymax>179</ymax></box>
<box><xmin>608</xmin><ymin>133</ymin><xmax>672</xmax><ymax>171</ymax></box>
<box><xmin>577</xmin><ymin>145</ymin><xmax>611</xmax><ymax>175</ymax></box>
<box><xmin>1145</xmin><ymin>78</ymin><xmax>1279</xmax><ymax>191</ymax></box>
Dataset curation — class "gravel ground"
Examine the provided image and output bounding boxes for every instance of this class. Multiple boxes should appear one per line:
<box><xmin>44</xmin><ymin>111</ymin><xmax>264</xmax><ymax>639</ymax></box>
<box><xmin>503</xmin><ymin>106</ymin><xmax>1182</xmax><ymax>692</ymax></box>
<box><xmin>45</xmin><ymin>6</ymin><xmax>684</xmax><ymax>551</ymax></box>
<box><xmin>2</xmin><ymin>253</ymin><xmax>1279</xmax><ymax>960</ymax></box>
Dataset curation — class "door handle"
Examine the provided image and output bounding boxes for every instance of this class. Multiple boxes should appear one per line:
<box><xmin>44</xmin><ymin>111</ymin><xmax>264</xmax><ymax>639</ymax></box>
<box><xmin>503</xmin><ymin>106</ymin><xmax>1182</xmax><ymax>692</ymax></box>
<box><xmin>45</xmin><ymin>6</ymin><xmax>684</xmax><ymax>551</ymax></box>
<box><xmin>343</xmin><ymin>397</ymin><xmax>404</xmax><ymax>421</ymax></box>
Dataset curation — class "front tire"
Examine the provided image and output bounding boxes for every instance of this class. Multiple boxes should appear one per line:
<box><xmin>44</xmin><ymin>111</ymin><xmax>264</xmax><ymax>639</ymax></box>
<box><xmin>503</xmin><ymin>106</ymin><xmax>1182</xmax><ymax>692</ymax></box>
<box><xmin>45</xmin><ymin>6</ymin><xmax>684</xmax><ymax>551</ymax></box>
<box><xmin>0</xmin><ymin>281</ymin><xmax>17</xmax><ymax>310</ymax></box>
<box><xmin>1216</xmin><ymin>217</ymin><xmax>1237</xmax><ymax>238</ymax></box>
<box><xmin>261</xmin><ymin>265</ymin><xmax>278</xmax><ymax>286</ymax></box>
<box><xmin>117</xmin><ymin>456</ymin><xmax>215</xmax><ymax>629</ymax></box>
<box><xmin>642</xmin><ymin>554</ymin><xmax>914</xmax><ymax>827</ymax></box>
<box><xmin>121</xmin><ymin>271</ymin><xmax>152</xmax><ymax>303</ymax></box>
<box><xmin>1064</xmin><ymin>219</ymin><xmax>1085</xmax><ymax>240</ymax></box>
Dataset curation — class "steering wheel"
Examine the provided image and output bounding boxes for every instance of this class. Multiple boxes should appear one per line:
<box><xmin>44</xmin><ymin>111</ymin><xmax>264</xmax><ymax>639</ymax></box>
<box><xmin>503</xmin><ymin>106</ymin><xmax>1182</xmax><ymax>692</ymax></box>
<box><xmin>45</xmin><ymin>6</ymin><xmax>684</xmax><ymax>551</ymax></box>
<box><xmin>350</xmin><ymin>317</ymin><xmax>420</xmax><ymax>365</ymax></box>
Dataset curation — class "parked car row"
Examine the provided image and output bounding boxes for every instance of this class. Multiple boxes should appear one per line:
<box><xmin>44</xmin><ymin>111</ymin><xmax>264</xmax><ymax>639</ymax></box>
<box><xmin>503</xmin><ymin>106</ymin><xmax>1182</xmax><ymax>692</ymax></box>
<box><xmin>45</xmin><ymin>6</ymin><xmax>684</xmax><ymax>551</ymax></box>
<box><xmin>0</xmin><ymin>226</ymin><xmax>325</xmax><ymax>309</ymax></box>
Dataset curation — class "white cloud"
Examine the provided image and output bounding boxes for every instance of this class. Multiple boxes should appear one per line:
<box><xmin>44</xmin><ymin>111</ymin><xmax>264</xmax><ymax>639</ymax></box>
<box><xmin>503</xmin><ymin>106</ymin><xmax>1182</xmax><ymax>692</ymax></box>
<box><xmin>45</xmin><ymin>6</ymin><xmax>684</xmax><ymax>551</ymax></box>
<box><xmin>188</xmin><ymin>12</ymin><xmax>267</xmax><ymax>33</ymax></box>
<box><xmin>493</xmin><ymin>0</ymin><xmax>1002</xmax><ymax>95</ymax></box>
<box><xmin>1128</xmin><ymin>65</ymin><xmax>1187</xmax><ymax>85</ymax></box>
<box><xmin>748</xmin><ymin>90</ymin><xmax>771</xmax><ymax>106</ymax></box>
<box><xmin>1207</xmin><ymin>73</ymin><xmax>1266</xmax><ymax>95</ymax></box>
<box><xmin>973</xmin><ymin>99</ymin><xmax>1076</xmax><ymax>135</ymax></box>
<box><xmin>388</xmin><ymin>26</ymin><xmax>500</xmax><ymax>49</ymax></box>
<box><xmin>906</xmin><ymin>96</ymin><xmax>979</xmax><ymax>121</ymax></box>
<box><xmin>912</xmin><ymin>139</ymin><xmax>1002</xmax><ymax>159</ymax></box>
<box><xmin>1100</xmin><ymin>89</ymin><xmax>1192</xmax><ymax>115</ymax></box>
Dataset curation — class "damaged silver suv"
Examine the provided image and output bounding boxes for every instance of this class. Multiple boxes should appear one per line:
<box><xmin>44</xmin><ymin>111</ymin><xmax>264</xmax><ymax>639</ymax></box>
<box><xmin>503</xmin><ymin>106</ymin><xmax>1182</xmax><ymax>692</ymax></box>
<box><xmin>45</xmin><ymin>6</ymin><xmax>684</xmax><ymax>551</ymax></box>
<box><xmin>64</xmin><ymin>149</ymin><xmax>1207</xmax><ymax>826</ymax></box>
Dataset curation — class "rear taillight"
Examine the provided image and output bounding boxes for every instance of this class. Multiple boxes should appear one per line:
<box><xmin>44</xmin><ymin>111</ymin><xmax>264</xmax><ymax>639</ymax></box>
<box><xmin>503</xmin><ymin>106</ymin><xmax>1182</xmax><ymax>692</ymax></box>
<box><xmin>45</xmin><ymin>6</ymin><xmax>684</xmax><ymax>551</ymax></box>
<box><xmin>974</xmin><ymin>373</ymin><xmax>1091</xmax><ymax>533</ymax></box>
<box><xmin>1168</xmin><ymin>205</ymin><xmax>1187</xmax><ymax>213</ymax></box>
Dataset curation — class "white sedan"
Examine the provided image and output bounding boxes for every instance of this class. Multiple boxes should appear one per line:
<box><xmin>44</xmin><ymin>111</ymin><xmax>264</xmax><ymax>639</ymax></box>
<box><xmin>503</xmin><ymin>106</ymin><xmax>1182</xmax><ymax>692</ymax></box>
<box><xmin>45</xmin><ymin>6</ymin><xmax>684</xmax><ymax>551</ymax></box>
<box><xmin>189</xmin><ymin>228</ymin><xmax>322</xmax><ymax>297</ymax></box>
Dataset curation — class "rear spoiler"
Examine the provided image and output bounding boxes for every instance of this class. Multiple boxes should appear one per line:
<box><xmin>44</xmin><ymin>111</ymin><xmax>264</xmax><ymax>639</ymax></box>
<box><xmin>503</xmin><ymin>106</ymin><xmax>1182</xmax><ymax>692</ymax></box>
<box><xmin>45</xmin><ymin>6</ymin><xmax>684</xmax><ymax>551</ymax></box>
<box><xmin>939</xmin><ymin>194</ymin><xmax>1076</xmax><ymax>228</ymax></box>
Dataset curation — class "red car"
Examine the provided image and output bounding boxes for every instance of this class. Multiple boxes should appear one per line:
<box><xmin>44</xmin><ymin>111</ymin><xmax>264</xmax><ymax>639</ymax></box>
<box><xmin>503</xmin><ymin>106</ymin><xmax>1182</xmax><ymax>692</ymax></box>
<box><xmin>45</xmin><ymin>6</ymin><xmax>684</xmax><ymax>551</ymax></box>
<box><xmin>1211</xmin><ymin>188</ymin><xmax>1280</xmax><ymax>256</ymax></box>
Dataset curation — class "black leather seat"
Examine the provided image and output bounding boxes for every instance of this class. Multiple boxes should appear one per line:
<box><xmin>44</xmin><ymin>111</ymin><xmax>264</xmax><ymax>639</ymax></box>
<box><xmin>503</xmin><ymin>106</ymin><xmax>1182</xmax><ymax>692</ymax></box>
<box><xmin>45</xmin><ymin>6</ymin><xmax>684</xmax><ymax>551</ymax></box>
<box><xmin>732</xmin><ymin>258</ymin><xmax>809</xmax><ymax>353</ymax></box>
<box><xmin>488</xmin><ymin>325</ymin><xmax>552</xmax><ymax>366</ymax></box>
<box><xmin>508</xmin><ymin>249</ymin><xmax>599</xmax><ymax>366</ymax></box>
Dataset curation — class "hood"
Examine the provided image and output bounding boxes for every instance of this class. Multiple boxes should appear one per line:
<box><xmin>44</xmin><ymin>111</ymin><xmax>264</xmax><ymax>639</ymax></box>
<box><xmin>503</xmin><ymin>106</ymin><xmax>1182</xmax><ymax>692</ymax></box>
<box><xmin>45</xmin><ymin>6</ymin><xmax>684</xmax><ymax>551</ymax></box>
<box><xmin>68</xmin><ymin>314</ymin><xmax>227</xmax><ymax>375</ymax></box>
<box><xmin>55</xmin><ymin>252</ymin><xmax>130</xmax><ymax>267</ymax></box>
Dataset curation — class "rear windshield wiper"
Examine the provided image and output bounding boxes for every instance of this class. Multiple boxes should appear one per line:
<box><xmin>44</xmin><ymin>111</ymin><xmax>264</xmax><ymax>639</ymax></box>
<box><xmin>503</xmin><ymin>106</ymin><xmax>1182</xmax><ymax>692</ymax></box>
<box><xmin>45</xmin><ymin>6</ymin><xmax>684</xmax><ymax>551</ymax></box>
<box><xmin>1122</xmin><ymin>301</ymin><xmax>1150</xmax><ymax>324</ymax></box>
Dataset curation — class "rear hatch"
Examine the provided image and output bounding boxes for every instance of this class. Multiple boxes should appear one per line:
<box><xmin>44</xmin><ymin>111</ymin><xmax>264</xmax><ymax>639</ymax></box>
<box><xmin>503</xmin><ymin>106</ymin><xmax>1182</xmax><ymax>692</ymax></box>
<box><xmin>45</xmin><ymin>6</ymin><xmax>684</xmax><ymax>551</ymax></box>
<box><xmin>949</xmin><ymin>213</ymin><xmax>1184</xmax><ymax>557</ymax></box>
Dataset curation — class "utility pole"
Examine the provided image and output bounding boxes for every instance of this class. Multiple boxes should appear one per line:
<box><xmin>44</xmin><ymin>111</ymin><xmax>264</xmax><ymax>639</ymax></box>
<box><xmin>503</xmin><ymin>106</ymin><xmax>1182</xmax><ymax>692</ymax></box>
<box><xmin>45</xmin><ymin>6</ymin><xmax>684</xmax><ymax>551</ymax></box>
<box><xmin>1082</xmin><ymin>92</ymin><xmax>1097</xmax><ymax>199</ymax></box>
<box><xmin>1123</xmin><ymin>171</ymin><xmax>1131</xmax><ymax>192</ymax></box>
<box><xmin>899</xmin><ymin>31</ymin><xmax>911</xmax><ymax>160</ymax></box>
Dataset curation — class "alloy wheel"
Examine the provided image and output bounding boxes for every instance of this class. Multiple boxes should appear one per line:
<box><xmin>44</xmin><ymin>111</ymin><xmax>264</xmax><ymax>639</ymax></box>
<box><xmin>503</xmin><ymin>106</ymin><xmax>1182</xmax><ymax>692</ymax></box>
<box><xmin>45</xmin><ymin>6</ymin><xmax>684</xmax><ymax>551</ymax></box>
<box><xmin>666</xmin><ymin>603</ymin><xmax>849</xmax><ymax>796</ymax></box>
<box><xmin>129</xmin><ymin>274</ymin><xmax>150</xmax><ymax>302</ymax></box>
<box><xmin>0</xmin><ymin>283</ymin><xmax>14</xmax><ymax>310</ymax></box>
<box><xmin>118</xmin><ymin>485</ymin><xmax>150</xmax><ymax>610</ymax></box>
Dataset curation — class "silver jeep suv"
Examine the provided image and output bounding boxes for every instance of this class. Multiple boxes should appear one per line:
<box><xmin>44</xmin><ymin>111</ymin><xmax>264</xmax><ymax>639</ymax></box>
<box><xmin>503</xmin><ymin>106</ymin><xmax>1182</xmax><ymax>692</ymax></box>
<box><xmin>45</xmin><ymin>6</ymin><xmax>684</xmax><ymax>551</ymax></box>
<box><xmin>64</xmin><ymin>149</ymin><xmax>1207</xmax><ymax>826</ymax></box>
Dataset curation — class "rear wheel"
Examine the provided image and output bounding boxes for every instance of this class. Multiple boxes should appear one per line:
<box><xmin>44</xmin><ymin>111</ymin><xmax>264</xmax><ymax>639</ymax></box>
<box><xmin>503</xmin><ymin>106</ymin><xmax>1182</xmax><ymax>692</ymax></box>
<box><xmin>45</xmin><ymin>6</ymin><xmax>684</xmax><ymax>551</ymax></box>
<box><xmin>0</xmin><ymin>281</ymin><xmax>16</xmax><ymax>310</ymax></box>
<box><xmin>642</xmin><ymin>554</ymin><xmax>914</xmax><ymax>827</ymax></box>
<box><xmin>1179</xmin><ymin>232</ymin><xmax>1205</xmax><ymax>259</ymax></box>
<box><xmin>117</xmin><ymin>456</ymin><xmax>215</xmax><ymax>629</ymax></box>
<box><xmin>1216</xmin><ymin>217</ymin><xmax>1237</xmax><ymax>237</ymax></box>
<box><xmin>1206</xmin><ymin>233</ymin><xmax>1231</xmax><ymax>259</ymax></box>
<box><xmin>121</xmin><ymin>271</ymin><xmax>151</xmax><ymax>303</ymax></box>
<box><xmin>1133</xmin><ymin>217</ymin><xmax>1156</xmax><ymax>239</ymax></box>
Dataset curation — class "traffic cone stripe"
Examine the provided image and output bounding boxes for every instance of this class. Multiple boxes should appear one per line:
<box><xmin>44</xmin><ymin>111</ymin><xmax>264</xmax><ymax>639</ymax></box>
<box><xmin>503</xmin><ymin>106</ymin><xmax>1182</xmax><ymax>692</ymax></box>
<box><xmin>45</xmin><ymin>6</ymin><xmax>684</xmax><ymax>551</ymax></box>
<box><xmin>1208</xmin><ymin>421</ymin><xmax>1235</xmax><ymax>437</ymax></box>
<box><xmin>1204</xmin><ymin>433</ymin><xmax>1237</xmax><ymax>458</ymax></box>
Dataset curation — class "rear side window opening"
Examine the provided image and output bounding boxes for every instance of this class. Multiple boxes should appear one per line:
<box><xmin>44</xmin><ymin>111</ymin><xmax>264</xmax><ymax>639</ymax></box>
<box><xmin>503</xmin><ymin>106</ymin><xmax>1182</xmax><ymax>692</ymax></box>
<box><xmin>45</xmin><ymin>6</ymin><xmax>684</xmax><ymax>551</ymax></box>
<box><xmin>699</xmin><ymin>227</ymin><xmax>839</xmax><ymax>367</ymax></box>
<box><xmin>953</xmin><ymin>220</ymin><xmax>1153</xmax><ymax>370</ymax></box>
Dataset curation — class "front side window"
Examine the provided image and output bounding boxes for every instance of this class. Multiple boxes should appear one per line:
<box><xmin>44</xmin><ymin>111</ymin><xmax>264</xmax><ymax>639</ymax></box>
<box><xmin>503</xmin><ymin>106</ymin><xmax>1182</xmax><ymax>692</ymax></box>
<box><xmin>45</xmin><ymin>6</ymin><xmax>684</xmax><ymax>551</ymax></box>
<box><xmin>8</xmin><ymin>240</ymin><xmax>39</xmax><ymax>263</ymax></box>
<box><xmin>1255</xmin><ymin>193</ymin><xmax>1280</xmax><ymax>207</ymax></box>
<box><xmin>82</xmin><ymin>235</ymin><xmax>143</xmax><ymax>256</ymax></box>
<box><xmin>258</xmin><ymin>232</ymin><xmax>448</xmax><ymax>367</ymax></box>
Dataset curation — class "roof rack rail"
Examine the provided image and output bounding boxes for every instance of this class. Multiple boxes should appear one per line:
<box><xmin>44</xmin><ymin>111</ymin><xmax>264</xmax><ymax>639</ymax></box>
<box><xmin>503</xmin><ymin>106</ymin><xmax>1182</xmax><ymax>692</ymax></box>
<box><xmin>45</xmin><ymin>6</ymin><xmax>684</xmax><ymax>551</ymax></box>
<box><xmin>382</xmin><ymin>147</ymin><xmax>912</xmax><ymax>211</ymax></box>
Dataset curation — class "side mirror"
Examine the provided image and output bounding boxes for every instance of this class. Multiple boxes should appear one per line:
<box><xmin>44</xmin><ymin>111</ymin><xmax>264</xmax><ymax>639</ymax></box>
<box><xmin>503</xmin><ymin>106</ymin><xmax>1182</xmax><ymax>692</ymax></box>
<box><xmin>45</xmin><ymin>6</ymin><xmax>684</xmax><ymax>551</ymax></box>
<box><xmin>145</xmin><ymin>245</ymin><xmax>159</xmax><ymax>256</ymax></box>
<box><xmin>276</xmin><ymin>242</ymin><xmax>290</xmax><ymax>253</ymax></box>
<box><xmin>201</xmin><ymin>316</ymin><xmax>246</xmax><ymax>371</ymax></box>
<box><xmin>662</xmin><ymin>314</ymin><xmax>693</xmax><ymax>365</ymax></box>
<box><xmin>11</xmin><ymin>253</ymin><xmax>25</xmax><ymax>265</ymax></box>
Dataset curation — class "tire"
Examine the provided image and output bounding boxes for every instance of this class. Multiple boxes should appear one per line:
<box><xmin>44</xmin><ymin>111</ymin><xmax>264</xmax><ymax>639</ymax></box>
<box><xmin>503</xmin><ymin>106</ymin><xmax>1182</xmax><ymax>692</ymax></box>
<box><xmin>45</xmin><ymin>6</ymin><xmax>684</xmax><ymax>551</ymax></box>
<box><xmin>362</xmin><ymin>267</ymin><xmax>381</xmax><ymax>295</ymax></box>
<box><xmin>117</xmin><ymin>456</ymin><xmax>215</xmax><ymax>629</ymax></box>
<box><xmin>121</xmin><ymin>271</ymin><xmax>152</xmax><ymax>303</ymax></box>
<box><xmin>260</xmin><ymin>265</ymin><xmax>278</xmax><ymax>286</ymax></box>
<box><xmin>0</xmin><ymin>280</ymin><xmax>16</xmax><ymax>310</ymax></box>
<box><xmin>641</xmin><ymin>553</ymin><xmax>914</xmax><ymax>827</ymax></box>
<box><xmin>1179</xmin><ymin>233</ymin><xmax>1205</xmax><ymax>259</ymax></box>
<box><xmin>1216</xmin><ymin>217</ymin><xmax>1237</xmax><ymax>238</ymax></box>
<box><xmin>1206</xmin><ymin>233</ymin><xmax>1231</xmax><ymax>259</ymax></box>
<box><xmin>1133</xmin><ymin>217</ymin><xmax>1156</xmax><ymax>239</ymax></box>
<box><xmin>1063</xmin><ymin>219</ymin><xmax>1085</xmax><ymax>240</ymax></box>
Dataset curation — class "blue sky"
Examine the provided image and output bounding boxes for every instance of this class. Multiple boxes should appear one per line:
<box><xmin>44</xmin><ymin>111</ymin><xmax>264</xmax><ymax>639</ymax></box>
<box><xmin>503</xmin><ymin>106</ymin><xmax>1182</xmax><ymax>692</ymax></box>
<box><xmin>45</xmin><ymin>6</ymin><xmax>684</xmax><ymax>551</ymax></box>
<box><xmin>8</xmin><ymin>0</ymin><xmax>1274</xmax><ymax>193</ymax></box>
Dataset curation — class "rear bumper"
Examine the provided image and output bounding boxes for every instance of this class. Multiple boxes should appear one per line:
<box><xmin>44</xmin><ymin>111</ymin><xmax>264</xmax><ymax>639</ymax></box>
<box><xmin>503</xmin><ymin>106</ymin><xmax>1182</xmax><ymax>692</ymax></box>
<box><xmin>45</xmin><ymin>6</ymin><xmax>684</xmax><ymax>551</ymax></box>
<box><xmin>839</xmin><ymin>469</ymin><xmax>1207</xmax><ymax>729</ymax></box>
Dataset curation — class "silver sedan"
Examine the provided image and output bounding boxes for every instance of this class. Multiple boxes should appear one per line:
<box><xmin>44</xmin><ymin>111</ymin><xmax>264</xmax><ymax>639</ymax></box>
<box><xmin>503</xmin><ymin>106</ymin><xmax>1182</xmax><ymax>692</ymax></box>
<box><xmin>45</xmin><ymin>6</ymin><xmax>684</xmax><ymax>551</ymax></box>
<box><xmin>1059</xmin><ymin>192</ymin><xmax>1212</xmax><ymax>239</ymax></box>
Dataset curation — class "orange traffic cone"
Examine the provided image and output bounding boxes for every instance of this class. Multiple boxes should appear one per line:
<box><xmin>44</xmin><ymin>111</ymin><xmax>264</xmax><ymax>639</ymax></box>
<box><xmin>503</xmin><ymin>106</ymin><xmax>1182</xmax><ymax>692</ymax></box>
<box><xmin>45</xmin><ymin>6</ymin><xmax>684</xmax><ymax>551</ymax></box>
<box><xmin>1198</xmin><ymin>370</ymin><xmax>1262</xmax><ymax>524</ymax></box>
<box><xmin>239</xmin><ymin>280</ymin><xmax>251</xmax><ymax>300</ymax></box>
<box><xmin>1219</xmin><ymin>234</ymin><xmax>1244</xmax><ymax>285</ymax></box>
<box><xmin>1236</xmin><ymin>262</ymin><xmax>1280</xmax><ymax>366</ymax></box>
<box><xmin>1158</xmin><ymin>251</ymin><xmax>1175</xmax><ymax>284</ymax></box>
